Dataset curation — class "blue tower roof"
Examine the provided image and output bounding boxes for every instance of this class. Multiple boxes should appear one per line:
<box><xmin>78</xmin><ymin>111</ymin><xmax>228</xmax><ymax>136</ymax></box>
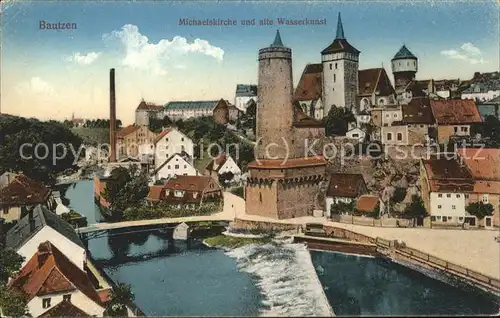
<box><xmin>335</xmin><ymin>13</ymin><xmax>345</xmax><ymax>40</ymax></box>
<box><xmin>271</xmin><ymin>30</ymin><xmax>284</xmax><ymax>47</ymax></box>
<box><xmin>393</xmin><ymin>45</ymin><xmax>417</xmax><ymax>60</ymax></box>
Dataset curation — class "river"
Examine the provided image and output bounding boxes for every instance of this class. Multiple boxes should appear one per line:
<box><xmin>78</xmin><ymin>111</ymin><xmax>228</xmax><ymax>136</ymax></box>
<box><xmin>66</xmin><ymin>180</ymin><xmax>499</xmax><ymax>316</ymax></box>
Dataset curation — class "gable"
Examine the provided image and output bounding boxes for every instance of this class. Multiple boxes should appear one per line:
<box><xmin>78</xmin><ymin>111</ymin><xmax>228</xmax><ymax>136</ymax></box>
<box><xmin>37</xmin><ymin>268</ymin><xmax>75</xmax><ymax>296</ymax></box>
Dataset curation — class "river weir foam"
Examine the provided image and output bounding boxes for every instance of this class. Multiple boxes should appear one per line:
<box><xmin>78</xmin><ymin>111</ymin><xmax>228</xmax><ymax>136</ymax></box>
<box><xmin>226</xmin><ymin>243</ymin><xmax>335</xmax><ymax>317</ymax></box>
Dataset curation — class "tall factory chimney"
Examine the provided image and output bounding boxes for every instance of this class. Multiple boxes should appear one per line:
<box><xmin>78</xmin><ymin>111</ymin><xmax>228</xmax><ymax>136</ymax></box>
<box><xmin>109</xmin><ymin>68</ymin><xmax>117</xmax><ymax>163</ymax></box>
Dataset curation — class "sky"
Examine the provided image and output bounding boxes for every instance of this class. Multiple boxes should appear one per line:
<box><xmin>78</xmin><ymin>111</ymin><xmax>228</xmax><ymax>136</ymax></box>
<box><xmin>1</xmin><ymin>0</ymin><xmax>499</xmax><ymax>125</ymax></box>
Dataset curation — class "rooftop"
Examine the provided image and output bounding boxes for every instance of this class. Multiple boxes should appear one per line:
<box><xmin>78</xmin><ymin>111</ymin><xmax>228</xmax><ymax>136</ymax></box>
<box><xmin>402</xmin><ymin>97</ymin><xmax>435</xmax><ymax>124</ymax></box>
<box><xmin>248</xmin><ymin>156</ymin><xmax>327</xmax><ymax>169</ymax></box>
<box><xmin>321</xmin><ymin>13</ymin><xmax>359</xmax><ymax>55</ymax></box>
<box><xmin>8</xmin><ymin>241</ymin><xmax>102</xmax><ymax>306</ymax></box>
<box><xmin>0</xmin><ymin>174</ymin><xmax>50</xmax><ymax>206</ymax></box>
<box><xmin>355</xmin><ymin>195</ymin><xmax>379</xmax><ymax>213</ymax></box>
<box><xmin>136</xmin><ymin>100</ymin><xmax>164</xmax><ymax>111</ymax></box>
<box><xmin>422</xmin><ymin>156</ymin><xmax>475</xmax><ymax>192</ymax></box>
<box><xmin>358</xmin><ymin>68</ymin><xmax>395</xmax><ymax>97</ymax></box>
<box><xmin>326</xmin><ymin>173</ymin><xmax>366</xmax><ymax>198</ymax></box>
<box><xmin>164</xmin><ymin>100</ymin><xmax>219</xmax><ymax>111</ymax></box>
<box><xmin>392</xmin><ymin>45</ymin><xmax>417</xmax><ymax>60</ymax></box>
<box><xmin>430</xmin><ymin>99</ymin><xmax>482</xmax><ymax>125</ymax></box>
<box><xmin>116</xmin><ymin>124</ymin><xmax>140</xmax><ymax>138</ymax></box>
<box><xmin>457</xmin><ymin>148</ymin><xmax>500</xmax><ymax>181</ymax></box>
<box><xmin>235</xmin><ymin>84</ymin><xmax>257</xmax><ymax>97</ymax></box>
<box><xmin>6</xmin><ymin>204</ymin><xmax>84</xmax><ymax>251</ymax></box>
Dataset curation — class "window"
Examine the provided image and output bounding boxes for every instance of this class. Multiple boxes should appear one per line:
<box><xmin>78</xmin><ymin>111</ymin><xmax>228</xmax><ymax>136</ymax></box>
<box><xmin>483</xmin><ymin>194</ymin><xmax>489</xmax><ymax>203</ymax></box>
<box><xmin>397</xmin><ymin>133</ymin><xmax>403</xmax><ymax>141</ymax></box>
<box><xmin>431</xmin><ymin>216</ymin><xmax>436</xmax><ymax>221</ymax></box>
<box><xmin>181</xmin><ymin>137</ymin><xmax>184</xmax><ymax>141</ymax></box>
<box><xmin>387</xmin><ymin>133</ymin><xmax>392</xmax><ymax>141</ymax></box>
<box><xmin>420</xmin><ymin>125</ymin><xmax>424</xmax><ymax>128</ymax></box>
<box><xmin>385</xmin><ymin>114</ymin><xmax>390</xmax><ymax>118</ymax></box>
<box><xmin>465</xmin><ymin>194</ymin><xmax>469</xmax><ymax>199</ymax></box>
<box><xmin>352</xmin><ymin>134</ymin><xmax>359</xmax><ymax>138</ymax></box>
<box><xmin>42</xmin><ymin>298</ymin><xmax>51</xmax><ymax>309</ymax></box>
<box><xmin>165</xmin><ymin>190</ymin><xmax>170</xmax><ymax>196</ymax></box>
<box><xmin>437</xmin><ymin>216</ymin><xmax>442</xmax><ymax>220</ymax></box>
<box><xmin>184</xmin><ymin>165</ymin><xmax>187</xmax><ymax>168</ymax></box>
<box><xmin>333</xmin><ymin>74</ymin><xmax>336</xmax><ymax>82</ymax></box>
<box><xmin>335</xmin><ymin>63</ymin><xmax>338</xmax><ymax>69</ymax></box>
<box><xmin>448</xmin><ymin>216</ymin><xmax>453</xmax><ymax>221</ymax></box>
<box><xmin>452</xmin><ymin>205</ymin><xmax>456</xmax><ymax>210</ymax></box>
<box><xmin>454</xmin><ymin>127</ymin><xmax>458</xmax><ymax>133</ymax></box>
<box><xmin>393</xmin><ymin>113</ymin><xmax>398</xmax><ymax>118</ymax></box>
<box><xmin>438</xmin><ymin>205</ymin><xmax>442</xmax><ymax>209</ymax></box>
<box><xmin>2</xmin><ymin>207</ymin><xmax>8</xmax><ymax>215</ymax></box>
<box><xmin>167</xmin><ymin>165</ymin><xmax>171</xmax><ymax>169</ymax></box>
<box><xmin>63</xmin><ymin>294</ymin><xmax>71</xmax><ymax>302</ymax></box>
<box><xmin>329</xmin><ymin>63</ymin><xmax>332</xmax><ymax>70</ymax></box>
<box><xmin>446</xmin><ymin>194</ymin><xmax>451</xmax><ymax>198</ymax></box>
<box><xmin>461</xmin><ymin>127</ymin><xmax>468</xmax><ymax>132</ymax></box>
<box><xmin>456</xmin><ymin>194</ymin><xmax>460</xmax><ymax>198</ymax></box>
<box><xmin>174</xmin><ymin>190</ymin><xmax>184</xmax><ymax>197</ymax></box>
<box><xmin>442</xmin><ymin>216</ymin><xmax>447</xmax><ymax>223</ymax></box>
<box><xmin>259</xmin><ymin>193</ymin><xmax>262</xmax><ymax>202</ymax></box>
<box><xmin>175</xmin><ymin>165</ymin><xmax>179</xmax><ymax>169</ymax></box>
<box><xmin>458</xmin><ymin>217</ymin><xmax>464</xmax><ymax>222</ymax></box>
<box><xmin>438</xmin><ymin>194</ymin><xmax>443</xmax><ymax>198</ymax></box>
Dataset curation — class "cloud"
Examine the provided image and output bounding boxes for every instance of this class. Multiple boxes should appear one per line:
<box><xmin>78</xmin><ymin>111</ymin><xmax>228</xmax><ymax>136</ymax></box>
<box><xmin>17</xmin><ymin>77</ymin><xmax>55</xmax><ymax>95</ymax></box>
<box><xmin>103</xmin><ymin>24</ymin><xmax>224</xmax><ymax>75</ymax></box>
<box><xmin>67</xmin><ymin>52</ymin><xmax>101</xmax><ymax>65</ymax></box>
<box><xmin>441</xmin><ymin>43</ymin><xmax>486</xmax><ymax>65</ymax></box>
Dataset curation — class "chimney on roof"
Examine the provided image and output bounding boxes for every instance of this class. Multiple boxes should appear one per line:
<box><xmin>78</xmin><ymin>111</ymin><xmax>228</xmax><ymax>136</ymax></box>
<box><xmin>37</xmin><ymin>242</ymin><xmax>52</xmax><ymax>269</ymax></box>
<box><xmin>109</xmin><ymin>68</ymin><xmax>117</xmax><ymax>163</ymax></box>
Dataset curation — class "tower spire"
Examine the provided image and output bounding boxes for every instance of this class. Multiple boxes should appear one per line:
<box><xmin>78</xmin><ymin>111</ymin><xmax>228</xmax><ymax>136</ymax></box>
<box><xmin>271</xmin><ymin>29</ymin><xmax>284</xmax><ymax>47</ymax></box>
<box><xmin>335</xmin><ymin>13</ymin><xmax>345</xmax><ymax>40</ymax></box>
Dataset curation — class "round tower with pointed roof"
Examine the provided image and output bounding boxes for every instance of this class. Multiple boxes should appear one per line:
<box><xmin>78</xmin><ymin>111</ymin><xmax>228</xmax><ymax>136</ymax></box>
<box><xmin>321</xmin><ymin>13</ymin><xmax>360</xmax><ymax>113</ymax></box>
<box><xmin>391</xmin><ymin>45</ymin><xmax>418</xmax><ymax>90</ymax></box>
<box><xmin>256</xmin><ymin>30</ymin><xmax>295</xmax><ymax>160</ymax></box>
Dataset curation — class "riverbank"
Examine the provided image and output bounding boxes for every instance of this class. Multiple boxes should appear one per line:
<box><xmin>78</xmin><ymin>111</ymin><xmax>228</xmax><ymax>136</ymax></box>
<box><xmin>203</xmin><ymin>235</ymin><xmax>273</xmax><ymax>249</ymax></box>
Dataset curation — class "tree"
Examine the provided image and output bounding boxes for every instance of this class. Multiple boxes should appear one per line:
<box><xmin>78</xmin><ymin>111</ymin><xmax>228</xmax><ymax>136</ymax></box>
<box><xmin>0</xmin><ymin>245</ymin><xmax>28</xmax><ymax>316</ymax></box>
<box><xmin>403</xmin><ymin>195</ymin><xmax>428</xmax><ymax>219</ymax></box>
<box><xmin>219</xmin><ymin>171</ymin><xmax>234</xmax><ymax>187</ymax></box>
<box><xmin>162</xmin><ymin>116</ymin><xmax>172</xmax><ymax>127</ymax></box>
<box><xmin>104</xmin><ymin>283</ymin><xmax>134</xmax><ymax>317</ymax></box>
<box><xmin>392</xmin><ymin>187</ymin><xmax>407</xmax><ymax>204</ymax></box>
<box><xmin>102</xmin><ymin>166</ymin><xmax>149</xmax><ymax>221</ymax></box>
<box><xmin>465</xmin><ymin>201</ymin><xmax>494</xmax><ymax>220</ymax></box>
<box><xmin>323</xmin><ymin>106</ymin><xmax>355</xmax><ymax>136</ymax></box>
<box><xmin>148</xmin><ymin>118</ymin><xmax>164</xmax><ymax>133</ymax></box>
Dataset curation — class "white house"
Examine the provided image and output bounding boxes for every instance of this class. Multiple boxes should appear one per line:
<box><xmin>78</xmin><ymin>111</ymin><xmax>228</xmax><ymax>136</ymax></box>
<box><xmin>205</xmin><ymin>153</ymin><xmax>242</xmax><ymax>184</ymax></box>
<box><xmin>346</xmin><ymin>127</ymin><xmax>366</xmax><ymax>142</ymax></box>
<box><xmin>5</xmin><ymin>205</ymin><xmax>87</xmax><ymax>271</ymax></box>
<box><xmin>325</xmin><ymin>173</ymin><xmax>367</xmax><ymax>218</ymax></box>
<box><xmin>234</xmin><ymin>84</ymin><xmax>257</xmax><ymax>113</ymax></box>
<box><xmin>154</xmin><ymin>153</ymin><xmax>199</xmax><ymax>181</ymax></box>
<box><xmin>154</xmin><ymin>127</ymin><xmax>194</xmax><ymax>166</ymax></box>
<box><xmin>164</xmin><ymin>101</ymin><xmax>218</xmax><ymax>121</ymax></box>
<box><xmin>8</xmin><ymin>241</ymin><xmax>105</xmax><ymax>317</ymax></box>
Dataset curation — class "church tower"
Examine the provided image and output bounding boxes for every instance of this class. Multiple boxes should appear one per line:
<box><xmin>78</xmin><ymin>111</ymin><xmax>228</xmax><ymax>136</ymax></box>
<box><xmin>321</xmin><ymin>13</ymin><xmax>360</xmax><ymax>114</ymax></box>
<box><xmin>391</xmin><ymin>45</ymin><xmax>418</xmax><ymax>91</ymax></box>
<box><xmin>255</xmin><ymin>30</ymin><xmax>295</xmax><ymax>160</ymax></box>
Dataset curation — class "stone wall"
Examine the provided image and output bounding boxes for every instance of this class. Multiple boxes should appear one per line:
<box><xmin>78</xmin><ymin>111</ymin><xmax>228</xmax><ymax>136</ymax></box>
<box><xmin>293</xmin><ymin>126</ymin><xmax>325</xmax><ymax>158</ymax></box>
<box><xmin>277</xmin><ymin>179</ymin><xmax>318</xmax><ymax>218</ymax></box>
<box><xmin>231</xmin><ymin>218</ymin><xmax>299</xmax><ymax>232</ymax></box>
<box><xmin>245</xmin><ymin>181</ymin><xmax>278</xmax><ymax>218</ymax></box>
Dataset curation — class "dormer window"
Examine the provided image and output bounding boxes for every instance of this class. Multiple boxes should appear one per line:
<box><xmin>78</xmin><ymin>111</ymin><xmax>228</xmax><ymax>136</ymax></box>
<box><xmin>174</xmin><ymin>190</ymin><xmax>184</xmax><ymax>197</ymax></box>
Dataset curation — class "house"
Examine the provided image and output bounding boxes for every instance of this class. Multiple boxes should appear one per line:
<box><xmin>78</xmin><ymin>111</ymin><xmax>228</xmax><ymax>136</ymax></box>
<box><xmin>325</xmin><ymin>173</ymin><xmax>367</xmax><ymax>217</ymax></box>
<box><xmin>116</xmin><ymin>124</ymin><xmax>158</xmax><ymax>160</ymax></box>
<box><xmin>135</xmin><ymin>100</ymin><xmax>165</xmax><ymax>126</ymax></box>
<box><xmin>8</xmin><ymin>241</ymin><xmax>104</xmax><ymax>317</ymax></box>
<box><xmin>0</xmin><ymin>174</ymin><xmax>51</xmax><ymax>222</ymax></box>
<box><xmin>228</xmin><ymin>103</ymin><xmax>242</xmax><ymax>122</ymax></box>
<box><xmin>212</xmin><ymin>99</ymin><xmax>231</xmax><ymax>125</ymax></box>
<box><xmin>461</xmin><ymin>72</ymin><xmax>500</xmax><ymax>102</ymax></box>
<box><xmin>164</xmin><ymin>100</ymin><xmax>219</xmax><ymax>121</ymax></box>
<box><xmin>420</xmin><ymin>155</ymin><xmax>476</xmax><ymax>226</ymax></box>
<box><xmin>147</xmin><ymin>175</ymin><xmax>222</xmax><ymax>207</ymax></box>
<box><xmin>381</xmin><ymin>124</ymin><xmax>408</xmax><ymax>146</ymax></box>
<box><xmin>357</xmin><ymin>68</ymin><xmax>397</xmax><ymax>110</ymax></box>
<box><xmin>476</xmin><ymin>95</ymin><xmax>500</xmax><ymax>119</ymax></box>
<box><xmin>345</xmin><ymin>127</ymin><xmax>365</xmax><ymax>142</ymax></box>
<box><xmin>205</xmin><ymin>153</ymin><xmax>242</xmax><ymax>184</ymax></box>
<box><xmin>0</xmin><ymin>171</ymin><xmax>19</xmax><ymax>190</ymax></box>
<box><xmin>401</xmin><ymin>97</ymin><xmax>435</xmax><ymax>145</ymax></box>
<box><xmin>429</xmin><ymin>99</ymin><xmax>482</xmax><ymax>144</ymax></box>
<box><xmin>458</xmin><ymin>148</ymin><xmax>500</xmax><ymax>228</ymax></box>
<box><xmin>153</xmin><ymin>153</ymin><xmax>199</xmax><ymax>182</ymax></box>
<box><xmin>234</xmin><ymin>84</ymin><xmax>258</xmax><ymax>113</ymax></box>
<box><xmin>355</xmin><ymin>195</ymin><xmax>380</xmax><ymax>215</ymax></box>
<box><xmin>154</xmin><ymin>127</ymin><xmax>194</xmax><ymax>166</ymax></box>
<box><xmin>5</xmin><ymin>204</ymin><xmax>87</xmax><ymax>270</ymax></box>
<box><xmin>293</xmin><ymin>64</ymin><xmax>324</xmax><ymax>120</ymax></box>
<box><xmin>355</xmin><ymin>110</ymin><xmax>371</xmax><ymax>127</ymax></box>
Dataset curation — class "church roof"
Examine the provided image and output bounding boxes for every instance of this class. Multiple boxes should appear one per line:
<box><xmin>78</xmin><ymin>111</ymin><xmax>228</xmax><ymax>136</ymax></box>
<box><xmin>294</xmin><ymin>64</ymin><xmax>323</xmax><ymax>101</ymax></box>
<box><xmin>321</xmin><ymin>13</ymin><xmax>359</xmax><ymax>55</ymax></box>
<box><xmin>358</xmin><ymin>68</ymin><xmax>395</xmax><ymax>96</ymax></box>
<box><xmin>392</xmin><ymin>45</ymin><xmax>417</xmax><ymax>60</ymax></box>
<box><xmin>293</xmin><ymin>103</ymin><xmax>324</xmax><ymax>128</ymax></box>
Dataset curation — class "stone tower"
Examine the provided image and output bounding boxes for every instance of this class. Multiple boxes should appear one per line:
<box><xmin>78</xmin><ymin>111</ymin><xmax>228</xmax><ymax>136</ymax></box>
<box><xmin>245</xmin><ymin>31</ymin><xmax>327</xmax><ymax>220</ymax></box>
<box><xmin>391</xmin><ymin>45</ymin><xmax>418</xmax><ymax>91</ymax></box>
<box><xmin>255</xmin><ymin>30</ymin><xmax>295</xmax><ymax>160</ymax></box>
<box><xmin>321</xmin><ymin>13</ymin><xmax>360</xmax><ymax>114</ymax></box>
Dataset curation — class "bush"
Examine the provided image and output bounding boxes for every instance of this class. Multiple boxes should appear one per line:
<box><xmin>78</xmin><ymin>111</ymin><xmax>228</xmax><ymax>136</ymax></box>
<box><xmin>230</xmin><ymin>186</ymin><xmax>244</xmax><ymax>198</ymax></box>
<box><xmin>123</xmin><ymin>202</ymin><xmax>221</xmax><ymax>221</ymax></box>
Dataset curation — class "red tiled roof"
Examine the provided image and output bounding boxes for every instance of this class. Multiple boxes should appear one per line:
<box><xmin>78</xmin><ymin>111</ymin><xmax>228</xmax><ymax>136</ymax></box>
<box><xmin>326</xmin><ymin>173</ymin><xmax>366</xmax><ymax>198</ymax></box>
<box><xmin>147</xmin><ymin>185</ymin><xmax>164</xmax><ymax>202</ymax></box>
<box><xmin>116</xmin><ymin>124</ymin><xmax>139</xmax><ymax>138</ymax></box>
<box><xmin>136</xmin><ymin>100</ymin><xmax>164</xmax><ymax>111</ymax></box>
<box><xmin>206</xmin><ymin>154</ymin><xmax>228</xmax><ymax>173</ymax></box>
<box><xmin>457</xmin><ymin>148</ymin><xmax>500</xmax><ymax>181</ymax></box>
<box><xmin>293</xmin><ymin>104</ymin><xmax>324</xmax><ymax>128</ymax></box>
<box><xmin>358</xmin><ymin>68</ymin><xmax>395</xmax><ymax>97</ymax></box>
<box><xmin>294</xmin><ymin>64</ymin><xmax>323</xmax><ymax>101</ymax></box>
<box><xmin>423</xmin><ymin>156</ymin><xmax>475</xmax><ymax>192</ymax></box>
<box><xmin>248</xmin><ymin>156</ymin><xmax>327</xmax><ymax>169</ymax></box>
<box><xmin>147</xmin><ymin>176</ymin><xmax>221</xmax><ymax>204</ymax></box>
<box><xmin>402</xmin><ymin>97</ymin><xmax>435</xmax><ymax>124</ymax></box>
<box><xmin>154</xmin><ymin>128</ymin><xmax>173</xmax><ymax>144</ymax></box>
<box><xmin>471</xmin><ymin>180</ymin><xmax>500</xmax><ymax>195</ymax></box>
<box><xmin>430</xmin><ymin>99</ymin><xmax>482</xmax><ymax>125</ymax></box>
<box><xmin>0</xmin><ymin>174</ymin><xmax>50</xmax><ymax>206</ymax></box>
<box><xmin>9</xmin><ymin>242</ymin><xmax>103</xmax><ymax>306</ymax></box>
<box><xmin>356</xmin><ymin>195</ymin><xmax>379</xmax><ymax>213</ymax></box>
<box><xmin>164</xmin><ymin>175</ymin><xmax>215</xmax><ymax>192</ymax></box>
<box><xmin>39</xmin><ymin>300</ymin><xmax>90</xmax><ymax>317</ymax></box>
